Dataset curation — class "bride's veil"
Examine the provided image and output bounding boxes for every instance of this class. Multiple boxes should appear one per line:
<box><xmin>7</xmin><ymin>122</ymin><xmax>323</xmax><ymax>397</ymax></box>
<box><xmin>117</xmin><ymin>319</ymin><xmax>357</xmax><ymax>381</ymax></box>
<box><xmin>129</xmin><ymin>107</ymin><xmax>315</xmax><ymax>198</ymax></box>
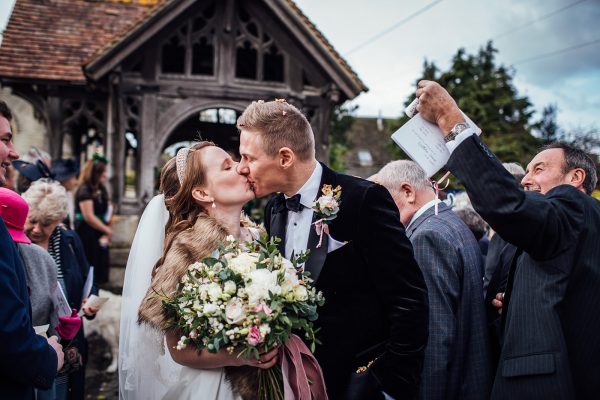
<box><xmin>118</xmin><ymin>194</ymin><xmax>182</xmax><ymax>399</ymax></box>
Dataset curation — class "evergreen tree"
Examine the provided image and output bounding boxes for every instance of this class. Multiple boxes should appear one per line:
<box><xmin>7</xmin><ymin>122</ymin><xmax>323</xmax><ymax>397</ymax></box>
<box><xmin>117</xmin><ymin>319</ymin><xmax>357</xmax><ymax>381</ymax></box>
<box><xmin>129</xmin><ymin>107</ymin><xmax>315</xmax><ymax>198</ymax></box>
<box><xmin>328</xmin><ymin>104</ymin><xmax>358</xmax><ymax>171</ymax></box>
<box><xmin>390</xmin><ymin>42</ymin><xmax>540</xmax><ymax>170</ymax></box>
<box><xmin>536</xmin><ymin>104</ymin><xmax>560</xmax><ymax>144</ymax></box>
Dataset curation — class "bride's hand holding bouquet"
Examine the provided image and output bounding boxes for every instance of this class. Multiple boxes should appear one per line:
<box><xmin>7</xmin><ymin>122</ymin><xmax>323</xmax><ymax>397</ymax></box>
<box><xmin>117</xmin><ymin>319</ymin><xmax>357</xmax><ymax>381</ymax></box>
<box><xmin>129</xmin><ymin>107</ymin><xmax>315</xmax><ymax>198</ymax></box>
<box><xmin>162</xmin><ymin>233</ymin><xmax>326</xmax><ymax>399</ymax></box>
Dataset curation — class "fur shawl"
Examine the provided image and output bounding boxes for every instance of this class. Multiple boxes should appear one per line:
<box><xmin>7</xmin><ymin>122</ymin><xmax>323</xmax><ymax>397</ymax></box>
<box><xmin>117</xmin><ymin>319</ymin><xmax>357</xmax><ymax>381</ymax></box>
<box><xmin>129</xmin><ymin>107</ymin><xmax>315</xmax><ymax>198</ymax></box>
<box><xmin>138</xmin><ymin>215</ymin><xmax>228</xmax><ymax>331</ymax></box>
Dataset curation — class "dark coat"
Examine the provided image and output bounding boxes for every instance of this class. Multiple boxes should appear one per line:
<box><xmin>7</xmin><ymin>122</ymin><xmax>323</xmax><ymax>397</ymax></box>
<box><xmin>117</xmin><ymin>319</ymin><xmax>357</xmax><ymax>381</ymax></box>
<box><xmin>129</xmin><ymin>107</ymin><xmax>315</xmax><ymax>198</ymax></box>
<box><xmin>448</xmin><ymin>135</ymin><xmax>600</xmax><ymax>399</ymax></box>
<box><xmin>265</xmin><ymin>163</ymin><xmax>429</xmax><ymax>399</ymax></box>
<box><xmin>0</xmin><ymin>218</ymin><xmax>57</xmax><ymax>399</ymax></box>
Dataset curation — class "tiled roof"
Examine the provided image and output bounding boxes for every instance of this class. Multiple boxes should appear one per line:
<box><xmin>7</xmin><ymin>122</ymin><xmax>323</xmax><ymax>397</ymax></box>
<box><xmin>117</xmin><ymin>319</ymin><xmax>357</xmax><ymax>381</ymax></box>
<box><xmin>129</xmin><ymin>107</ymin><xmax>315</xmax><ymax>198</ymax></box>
<box><xmin>0</xmin><ymin>0</ymin><xmax>162</xmax><ymax>82</ymax></box>
<box><xmin>0</xmin><ymin>0</ymin><xmax>366</xmax><ymax>94</ymax></box>
<box><xmin>282</xmin><ymin>0</ymin><xmax>367</xmax><ymax>93</ymax></box>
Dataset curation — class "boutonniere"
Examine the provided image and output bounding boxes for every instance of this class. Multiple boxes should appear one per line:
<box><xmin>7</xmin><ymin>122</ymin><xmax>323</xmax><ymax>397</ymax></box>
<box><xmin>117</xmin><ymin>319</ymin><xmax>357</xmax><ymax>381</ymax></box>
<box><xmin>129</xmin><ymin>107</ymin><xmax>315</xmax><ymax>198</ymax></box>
<box><xmin>312</xmin><ymin>184</ymin><xmax>342</xmax><ymax>248</ymax></box>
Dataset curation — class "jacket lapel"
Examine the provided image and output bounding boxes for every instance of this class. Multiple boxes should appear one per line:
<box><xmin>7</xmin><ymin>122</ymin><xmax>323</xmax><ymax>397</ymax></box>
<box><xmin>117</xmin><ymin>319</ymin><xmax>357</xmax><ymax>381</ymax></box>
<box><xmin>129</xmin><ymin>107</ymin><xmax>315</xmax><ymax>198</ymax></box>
<box><xmin>269</xmin><ymin>194</ymin><xmax>288</xmax><ymax>256</ymax></box>
<box><xmin>303</xmin><ymin>163</ymin><xmax>337</xmax><ymax>282</ymax></box>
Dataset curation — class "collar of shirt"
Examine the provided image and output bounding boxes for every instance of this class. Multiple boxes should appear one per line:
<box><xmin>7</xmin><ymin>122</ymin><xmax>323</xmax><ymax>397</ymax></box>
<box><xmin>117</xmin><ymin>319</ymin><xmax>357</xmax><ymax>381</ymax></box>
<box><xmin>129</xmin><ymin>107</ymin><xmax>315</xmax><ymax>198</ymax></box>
<box><xmin>407</xmin><ymin>198</ymin><xmax>441</xmax><ymax>230</ymax></box>
<box><xmin>285</xmin><ymin>162</ymin><xmax>322</xmax><ymax>209</ymax></box>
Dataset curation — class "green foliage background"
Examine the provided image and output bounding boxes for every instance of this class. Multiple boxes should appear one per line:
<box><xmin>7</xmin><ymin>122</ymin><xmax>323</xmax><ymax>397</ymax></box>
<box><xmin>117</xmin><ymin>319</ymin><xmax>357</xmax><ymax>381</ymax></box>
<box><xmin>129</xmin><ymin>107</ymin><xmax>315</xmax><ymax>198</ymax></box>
<box><xmin>389</xmin><ymin>42</ymin><xmax>541</xmax><ymax>176</ymax></box>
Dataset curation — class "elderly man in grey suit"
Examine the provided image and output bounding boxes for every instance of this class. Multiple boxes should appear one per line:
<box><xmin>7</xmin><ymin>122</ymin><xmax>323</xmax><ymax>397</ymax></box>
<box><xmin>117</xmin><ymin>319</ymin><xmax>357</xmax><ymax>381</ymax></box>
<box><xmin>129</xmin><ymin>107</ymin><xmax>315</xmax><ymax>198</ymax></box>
<box><xmin>416</xmin><ymin>80</ymin><xmax>600</xmax><ymax>399</ymax></box>
<box><xmin>372</xmin><ymin>160</ymin><xmax>492</xmax><ymax>400</ymax></box>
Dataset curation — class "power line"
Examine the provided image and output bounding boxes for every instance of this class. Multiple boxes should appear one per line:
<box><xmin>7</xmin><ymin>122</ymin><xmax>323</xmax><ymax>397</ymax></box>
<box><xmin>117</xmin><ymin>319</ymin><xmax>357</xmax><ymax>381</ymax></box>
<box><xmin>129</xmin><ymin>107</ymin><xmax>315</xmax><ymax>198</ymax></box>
<box><xmin>344</xmin><ymin>0</ymin><xmax>444</xmax><ymax>56</ymax></box>
<box><xmin>490</xmin><ymin>0</ymin><xmax>588</xmax><ymax>42</ymax></box>
<box><xmin>513</xmin><ymin>37</ymin><xmax>600</xmax><ymax>65</ymax></box>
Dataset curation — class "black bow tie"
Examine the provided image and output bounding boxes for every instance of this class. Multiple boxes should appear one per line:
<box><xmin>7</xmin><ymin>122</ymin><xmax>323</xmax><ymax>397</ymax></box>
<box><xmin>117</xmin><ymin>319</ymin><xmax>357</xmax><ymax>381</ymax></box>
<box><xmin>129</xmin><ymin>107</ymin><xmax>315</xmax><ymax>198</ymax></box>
<box><xmin>274</xmin><ymin>193</ymin><xmax>305</xmax><ymax>213</ymax></box>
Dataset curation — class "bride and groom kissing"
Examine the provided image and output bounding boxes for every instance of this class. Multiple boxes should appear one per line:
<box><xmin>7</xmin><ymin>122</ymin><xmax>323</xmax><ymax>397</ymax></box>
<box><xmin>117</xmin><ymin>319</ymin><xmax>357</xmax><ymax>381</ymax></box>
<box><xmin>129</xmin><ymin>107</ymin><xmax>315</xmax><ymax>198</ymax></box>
<box><xmin>119</xmin><ymin>99</ymin><xmax>429</xmax><ymax>400</ymax></box>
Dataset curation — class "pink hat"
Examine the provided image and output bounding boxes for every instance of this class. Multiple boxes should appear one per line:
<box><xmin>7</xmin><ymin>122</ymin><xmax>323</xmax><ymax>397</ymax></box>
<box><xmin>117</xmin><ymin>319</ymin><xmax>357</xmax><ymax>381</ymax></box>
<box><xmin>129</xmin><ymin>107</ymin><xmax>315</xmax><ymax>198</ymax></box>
<box><xmin>0</xmin><ymin>188</ymin><xmax>31</xmax><ymax>244</ymax></box>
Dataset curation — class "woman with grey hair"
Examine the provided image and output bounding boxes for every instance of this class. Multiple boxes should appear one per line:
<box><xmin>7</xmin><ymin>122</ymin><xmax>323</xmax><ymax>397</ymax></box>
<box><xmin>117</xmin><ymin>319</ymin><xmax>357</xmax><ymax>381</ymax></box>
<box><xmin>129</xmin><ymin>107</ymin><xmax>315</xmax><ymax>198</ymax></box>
<box><xmin>22</xmin><ymin>179</ymin><xmax>98</xmax><ymax>400</ymax></box>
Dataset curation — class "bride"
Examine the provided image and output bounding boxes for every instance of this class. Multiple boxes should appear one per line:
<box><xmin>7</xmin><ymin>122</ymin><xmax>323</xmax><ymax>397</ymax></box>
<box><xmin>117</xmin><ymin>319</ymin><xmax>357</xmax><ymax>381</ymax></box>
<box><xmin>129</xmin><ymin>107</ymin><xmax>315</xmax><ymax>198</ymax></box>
<box><xmin>118</xmin><ymin>142</ymin><xmax>278</xmax><ymax>400</ymax></box>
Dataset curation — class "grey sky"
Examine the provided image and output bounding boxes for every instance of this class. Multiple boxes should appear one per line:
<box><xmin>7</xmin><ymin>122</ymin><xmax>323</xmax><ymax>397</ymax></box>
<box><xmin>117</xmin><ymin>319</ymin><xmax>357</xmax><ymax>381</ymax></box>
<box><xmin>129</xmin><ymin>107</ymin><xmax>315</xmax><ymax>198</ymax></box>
<box><xmin>1</xmin><ymin>0</ymin><xmax>598</xmax><ymax>129</ymax></box>
<box><xmin>295</xmin><ymin>0</ymin><xmax>600</xmax><ymax>129</ymax></box>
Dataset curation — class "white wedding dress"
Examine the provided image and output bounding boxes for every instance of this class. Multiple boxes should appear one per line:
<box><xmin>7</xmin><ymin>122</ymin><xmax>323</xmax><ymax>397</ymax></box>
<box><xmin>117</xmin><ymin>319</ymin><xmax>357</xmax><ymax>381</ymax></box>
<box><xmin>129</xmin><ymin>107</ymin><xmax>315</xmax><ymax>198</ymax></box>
<box><xmin>118</xmin><ymin>195</ymin><xmax>241</xmax><ymax>400</ymax></box>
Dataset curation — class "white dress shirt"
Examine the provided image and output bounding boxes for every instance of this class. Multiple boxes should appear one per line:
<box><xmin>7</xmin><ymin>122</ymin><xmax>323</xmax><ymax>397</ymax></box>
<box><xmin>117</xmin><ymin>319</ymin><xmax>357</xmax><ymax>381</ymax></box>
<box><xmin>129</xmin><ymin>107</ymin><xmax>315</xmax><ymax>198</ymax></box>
<box><xmin>406</xmin><ymin>198</ymin><xmax>441</xmax><ymax>230</ymax></box>
<box><xmin>284</xmin><ymin>162</ymin><xmax>322</xmax><ymax>259</ymax></box>
<box><xmin>445</xmin><ymin>127</ymin><xmax>475</xmax><ymax>153</ymax></box>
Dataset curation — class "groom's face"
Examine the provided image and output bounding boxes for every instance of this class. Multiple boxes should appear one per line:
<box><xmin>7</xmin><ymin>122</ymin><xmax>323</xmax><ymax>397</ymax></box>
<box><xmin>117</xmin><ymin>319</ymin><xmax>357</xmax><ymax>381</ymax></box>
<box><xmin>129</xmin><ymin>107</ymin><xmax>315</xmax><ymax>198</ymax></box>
<box><xmin>238</xmin><ymin>129</ymin><xmax>282</xmax><ymax>198</ymax></box>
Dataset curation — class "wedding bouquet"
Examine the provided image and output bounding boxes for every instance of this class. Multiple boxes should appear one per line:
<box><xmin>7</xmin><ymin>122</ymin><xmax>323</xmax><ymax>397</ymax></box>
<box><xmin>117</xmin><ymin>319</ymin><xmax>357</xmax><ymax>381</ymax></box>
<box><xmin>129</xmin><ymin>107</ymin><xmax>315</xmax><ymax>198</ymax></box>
<box><xmin>163</xmin><ymin>233</ymin><xmax>325</xmax><ymax>399</ymax></box>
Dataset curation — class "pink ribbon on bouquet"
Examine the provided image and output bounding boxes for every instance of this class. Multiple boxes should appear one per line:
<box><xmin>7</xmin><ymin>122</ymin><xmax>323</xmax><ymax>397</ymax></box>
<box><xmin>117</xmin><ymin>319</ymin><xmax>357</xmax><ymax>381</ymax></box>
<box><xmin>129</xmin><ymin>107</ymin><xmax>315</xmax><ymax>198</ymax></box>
<box><xmin>313</xmin><ymin>219</ymin><xmax>329</xmax><ymax>248</ymax></box>
<box><xmin>280</xmin><ymin>335</ymin><xmax>328</xmax><ymax>400</ymax></box>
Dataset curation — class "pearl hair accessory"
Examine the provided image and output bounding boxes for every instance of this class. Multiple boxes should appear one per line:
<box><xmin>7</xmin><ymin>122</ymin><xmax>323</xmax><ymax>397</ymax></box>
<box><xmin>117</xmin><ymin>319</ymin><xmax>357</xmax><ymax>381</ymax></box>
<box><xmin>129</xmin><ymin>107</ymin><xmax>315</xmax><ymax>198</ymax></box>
<box><xmin>176</xmin><ymin>147</ymin><xmax>191</xmax><ymax>184</ymax></box>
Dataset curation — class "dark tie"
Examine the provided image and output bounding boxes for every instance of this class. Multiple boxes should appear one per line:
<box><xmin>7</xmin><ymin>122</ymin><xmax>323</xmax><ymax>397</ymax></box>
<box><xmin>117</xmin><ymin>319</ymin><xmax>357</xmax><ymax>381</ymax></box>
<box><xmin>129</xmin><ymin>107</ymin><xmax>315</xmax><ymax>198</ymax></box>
<box><xmin>274</xmin><ymin>193</ymin><xmax>304</xmax><ymax>213</ymax></box>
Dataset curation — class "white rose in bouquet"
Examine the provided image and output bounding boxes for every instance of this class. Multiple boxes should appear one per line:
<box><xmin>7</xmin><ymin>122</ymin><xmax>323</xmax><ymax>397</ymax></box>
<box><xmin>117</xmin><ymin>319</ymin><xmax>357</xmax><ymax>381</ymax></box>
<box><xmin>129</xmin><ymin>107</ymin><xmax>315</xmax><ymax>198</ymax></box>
<box><xmin>203</xmin><ymin>303</ymin><xmax>218</xmax><ymax>314</ymax></box>
<box><xmin>207</xmin><ymin>282</ymin><xmax>223</xmax><ymax>302</ymax></box>
<box><xmin>225</xmin><ymin>298</ymin><xmax>247</xmax><ymax>324</ymax></box>
<box><xmin>245</xmin><ymin>269</ymin><xmax>281</xmax><ymax>306</ymax></box>
<box><xmin>228</xmin><ymin>252</ymin><xmax>259</xmax><ymax>275</ymax></box>
<box><xmin>280</xmin><ymin>267</ymin><xmax>300</xmax><ymax>295</ymax></box>
<box><xmin>224</xmin><ymin>280</ymin><xmax>237</xmax><ymax>294</ymax></box>
<box><xmin>293</xmin><ymin>286</ymin><xmax>308</xmax><ymax>301</ymax></box>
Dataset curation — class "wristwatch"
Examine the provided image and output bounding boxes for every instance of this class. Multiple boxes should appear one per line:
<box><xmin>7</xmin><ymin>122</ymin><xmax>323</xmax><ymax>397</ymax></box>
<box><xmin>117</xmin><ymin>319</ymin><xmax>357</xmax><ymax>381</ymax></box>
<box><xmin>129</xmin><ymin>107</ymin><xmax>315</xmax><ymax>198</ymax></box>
<box><xmin>444</xmin><ymin>122</ymin><xmax>469</xmax><ymax>143</ymax></box>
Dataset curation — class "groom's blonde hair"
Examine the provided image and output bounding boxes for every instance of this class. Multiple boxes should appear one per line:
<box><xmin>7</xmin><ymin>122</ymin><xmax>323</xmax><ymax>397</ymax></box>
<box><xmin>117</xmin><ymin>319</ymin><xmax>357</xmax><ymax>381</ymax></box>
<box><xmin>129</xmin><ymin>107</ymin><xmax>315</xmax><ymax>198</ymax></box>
<box><xmin>237</xmin><ymin>99</ymin><xmax>315</xmax><ymax>160</ymax></box>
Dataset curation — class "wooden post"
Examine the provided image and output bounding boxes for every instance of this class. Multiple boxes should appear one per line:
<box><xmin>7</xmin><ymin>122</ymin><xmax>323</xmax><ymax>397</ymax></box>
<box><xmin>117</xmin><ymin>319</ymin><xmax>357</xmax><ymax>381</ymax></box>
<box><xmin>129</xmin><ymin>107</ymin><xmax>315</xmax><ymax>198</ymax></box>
<box><xmin>138</xmin><ymin>91</ymin><xmax>157</xmax><ymax>207</ymax></box>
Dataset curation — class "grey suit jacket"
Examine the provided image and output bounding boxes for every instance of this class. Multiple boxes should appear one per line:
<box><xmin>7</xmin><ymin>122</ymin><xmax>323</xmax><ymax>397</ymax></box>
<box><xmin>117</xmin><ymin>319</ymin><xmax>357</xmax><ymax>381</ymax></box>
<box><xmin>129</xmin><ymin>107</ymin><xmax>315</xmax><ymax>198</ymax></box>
<box><xmin>447</xmin><ymin>135</ymin><xmax>600</xmax><ymax>399</ymax></box>
<box><xmin>407</xmin><ymin>202</ymin><xmax>492</xmax><ymax>400</ymax></box>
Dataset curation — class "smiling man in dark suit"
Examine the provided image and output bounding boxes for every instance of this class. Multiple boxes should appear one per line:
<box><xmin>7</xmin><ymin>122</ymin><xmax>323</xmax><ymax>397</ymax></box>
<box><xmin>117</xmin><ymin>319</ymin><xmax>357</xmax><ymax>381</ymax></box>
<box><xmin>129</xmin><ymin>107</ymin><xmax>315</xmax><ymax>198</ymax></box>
<box><xmin>237</xmin><ymin>99</ymin><xmax>429</xmax><ymax>400</ymax></box>
<box><xmin>416</xmin><ymin>81</ymin><xmax>600</xmax><ymax>399</ymax></box>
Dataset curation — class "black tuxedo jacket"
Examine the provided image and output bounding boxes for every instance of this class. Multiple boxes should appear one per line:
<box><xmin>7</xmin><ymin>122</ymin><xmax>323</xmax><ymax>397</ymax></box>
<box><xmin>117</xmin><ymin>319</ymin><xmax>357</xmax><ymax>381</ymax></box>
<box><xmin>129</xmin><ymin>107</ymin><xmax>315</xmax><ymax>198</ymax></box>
<box><xmin>448</xmin><ymin>135</ymin><xmax>600</xmax><ymax>399</ymax></box>
<box><xmin>265</xmin><ymin>163</ymin><xmax>429</xmax><ymax>399</ymax></box>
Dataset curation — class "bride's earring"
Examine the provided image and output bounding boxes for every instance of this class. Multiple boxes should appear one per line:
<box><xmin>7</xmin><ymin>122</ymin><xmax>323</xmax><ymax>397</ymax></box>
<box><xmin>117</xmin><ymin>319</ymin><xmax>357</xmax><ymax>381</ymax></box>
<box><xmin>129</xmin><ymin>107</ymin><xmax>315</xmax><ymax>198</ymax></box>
<box><xmin>212</xmin><ymin>200</ymin><xmax>216</xmax><ymax>209</ymax></box>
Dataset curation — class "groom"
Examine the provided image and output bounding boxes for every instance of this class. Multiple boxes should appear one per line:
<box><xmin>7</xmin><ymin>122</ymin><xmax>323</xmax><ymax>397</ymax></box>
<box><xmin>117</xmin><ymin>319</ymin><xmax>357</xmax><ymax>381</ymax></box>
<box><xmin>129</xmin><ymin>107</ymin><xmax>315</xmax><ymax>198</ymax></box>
<box><xmin>237</xmin><ymin>100</ymin><xmax>429</xmax><ymax>399</ymax></box>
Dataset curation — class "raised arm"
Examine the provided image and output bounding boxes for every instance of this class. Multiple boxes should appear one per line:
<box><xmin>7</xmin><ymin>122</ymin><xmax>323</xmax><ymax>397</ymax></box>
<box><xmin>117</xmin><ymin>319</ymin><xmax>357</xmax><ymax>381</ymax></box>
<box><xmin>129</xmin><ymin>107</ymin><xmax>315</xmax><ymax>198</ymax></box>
<box><xmin>417</xmin><ymin>80</ymin><xmax>585</xmax><ymax>260</ymax></box>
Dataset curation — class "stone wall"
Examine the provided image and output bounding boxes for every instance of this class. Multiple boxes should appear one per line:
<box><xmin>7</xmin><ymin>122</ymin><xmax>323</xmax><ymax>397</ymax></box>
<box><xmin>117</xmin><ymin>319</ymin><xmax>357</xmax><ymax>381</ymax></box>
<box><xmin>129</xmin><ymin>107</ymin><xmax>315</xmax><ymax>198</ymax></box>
<box><xmin>0</xmin><ymin>86</ymin><xmax>49</xmax><ymax>155</ymax></box>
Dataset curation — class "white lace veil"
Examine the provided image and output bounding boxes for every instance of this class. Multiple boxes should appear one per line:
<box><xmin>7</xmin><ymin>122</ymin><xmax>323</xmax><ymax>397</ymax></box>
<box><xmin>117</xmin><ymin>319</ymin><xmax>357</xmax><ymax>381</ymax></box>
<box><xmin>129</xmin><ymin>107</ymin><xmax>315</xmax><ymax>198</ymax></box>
<box><xmin>118</xmin><ymin>194</ymin><xmax>182</xmax><ymax>399</ymax></box>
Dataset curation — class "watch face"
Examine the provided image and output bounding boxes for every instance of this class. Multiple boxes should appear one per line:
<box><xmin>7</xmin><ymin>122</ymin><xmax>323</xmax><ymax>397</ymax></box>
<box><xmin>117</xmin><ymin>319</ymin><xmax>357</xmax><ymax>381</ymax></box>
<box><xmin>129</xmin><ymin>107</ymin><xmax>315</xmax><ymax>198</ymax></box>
<box><xmin>453</xmin><ymin>123</ymin><xmax>469</xmax><ymax>134</ymax></box>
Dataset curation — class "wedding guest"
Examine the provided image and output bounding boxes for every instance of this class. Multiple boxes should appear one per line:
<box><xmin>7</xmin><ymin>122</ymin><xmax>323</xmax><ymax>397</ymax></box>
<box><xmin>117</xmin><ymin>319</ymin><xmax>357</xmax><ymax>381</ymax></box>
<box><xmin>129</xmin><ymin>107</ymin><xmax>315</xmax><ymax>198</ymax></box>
<box><xmin>373</xmin><ymin>160</ymin><xmax>491</xmax><ymax>400</ymax></box>
<box><xmin>0</xmin><ymin>187</ymin><xmax>82</xmax><ymax>400</ymax></box>
<box><xmin>52</xmin><ymin>158</ymin><xmax>80</xmax><ymax>229</ymax></box>
<box><xmin>23</xmin><ymin>179</ymin><xmax>98</xmax><ymax>400</ymax></box>
<box><xmin>75</xmin><ymin>155</ymin><xmax>111</xmax><ymax>284</ymax></box>
<box><xmin>0</xmin><ymin>99</ymin><xmax>64</xmax><ymax>399</ymax></box>
<box><xmin>416</xmin><ymin>80</ymin><xmax>600</xmax><ymax>399</ymax></box>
